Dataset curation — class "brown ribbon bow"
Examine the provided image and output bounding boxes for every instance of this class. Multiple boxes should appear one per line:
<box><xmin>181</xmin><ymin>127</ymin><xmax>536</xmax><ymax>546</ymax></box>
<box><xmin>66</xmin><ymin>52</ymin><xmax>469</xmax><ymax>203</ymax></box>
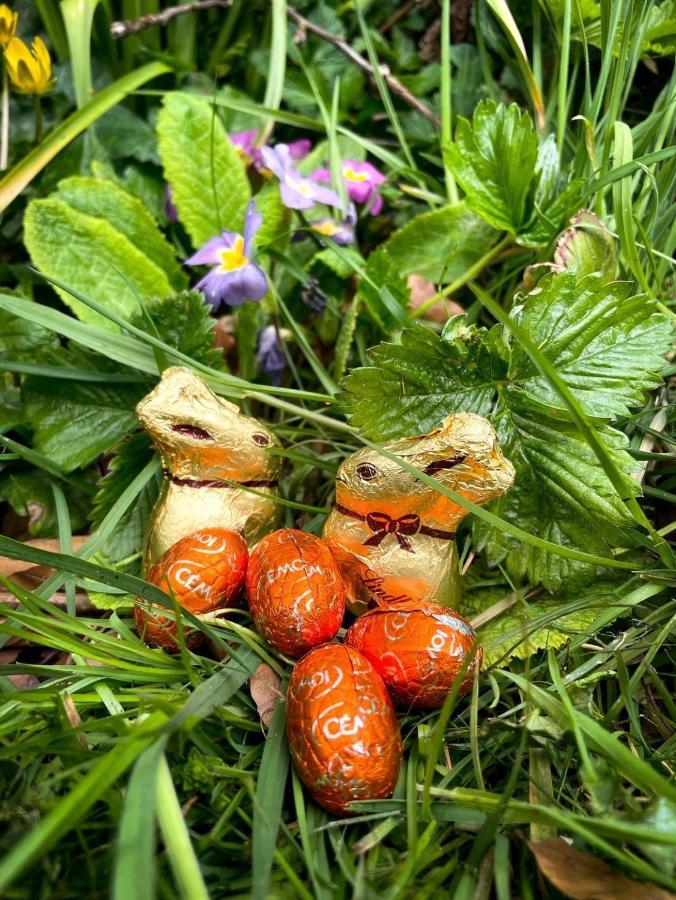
<box><xmin>335</xmin><ymin>504</ymin><xmax>456</xmax><ymax>554</ymax></box>
<box><xmin>364</xmin><ymin>512</ymin><xmax>420</xmax><ymax>552</ymax></box>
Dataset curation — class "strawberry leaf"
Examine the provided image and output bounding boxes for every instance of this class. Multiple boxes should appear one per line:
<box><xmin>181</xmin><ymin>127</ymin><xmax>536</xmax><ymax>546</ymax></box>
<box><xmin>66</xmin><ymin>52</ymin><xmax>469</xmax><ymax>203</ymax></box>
<box><xmin>337</xmin><ymin>272</ymin><xmax>669</xmax><ymax>592</ymax></box>
<box><xmin>444</xmin><ymin>100</ymin><xmax>539</xmax><ymax>234</ymax></box>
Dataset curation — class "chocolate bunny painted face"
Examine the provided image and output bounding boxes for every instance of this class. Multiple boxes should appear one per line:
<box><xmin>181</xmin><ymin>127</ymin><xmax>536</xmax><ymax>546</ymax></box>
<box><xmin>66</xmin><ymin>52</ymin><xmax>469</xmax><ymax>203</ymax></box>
<box><xmin>136</xmin><ymin>366</ymin><xmax>281</xmax><ymax>484</ymax></box>
<box><xmin>335</xmin><ymin>412</ymin><xmax>515</xmax><ymax>518</ymax></box>
<box><xmin>324</xmin><ymin>412</ymin><xmax>515</xmax><ymax>612</ymax></box>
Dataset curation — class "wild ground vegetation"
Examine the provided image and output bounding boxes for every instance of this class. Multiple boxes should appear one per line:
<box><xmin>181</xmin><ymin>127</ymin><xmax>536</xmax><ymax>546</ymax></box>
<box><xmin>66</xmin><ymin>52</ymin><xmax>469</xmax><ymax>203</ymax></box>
<box><xmin>0</xmin><ymin>0</ymin><xmax>674</xmax><ymax>897</ymax></box>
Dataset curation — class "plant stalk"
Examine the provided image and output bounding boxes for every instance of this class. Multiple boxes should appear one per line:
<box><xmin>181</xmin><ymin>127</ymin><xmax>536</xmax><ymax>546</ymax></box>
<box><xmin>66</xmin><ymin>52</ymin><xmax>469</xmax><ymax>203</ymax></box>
<box><xmin>33</xmin><ymin>95</ymin><xmax>43</xmax><ymax>145</ymax></box>
<box><xmin>0</xmin><ymin>68</ymin><xmax>8</xmax><ymax>171</ymax></box>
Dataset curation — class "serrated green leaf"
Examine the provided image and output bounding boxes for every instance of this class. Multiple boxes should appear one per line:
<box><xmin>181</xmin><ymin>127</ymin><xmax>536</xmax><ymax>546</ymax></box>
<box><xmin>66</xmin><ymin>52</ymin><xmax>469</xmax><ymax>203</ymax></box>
<box><xmin>357</xmin><ymin>246</ymin><xmax>410</xmax><ymax>328</ymax></box>
<box><xmin>90</xmin><ymin>432</ymin><xmax>161</xmax><ymax>563</ymax></box>
<box><xmin>97</xmin><ymin>105</ymin><xmax>159</xmax><ymax>164</ymax></box>
<box><xmin>135</xmin><ymin>291</ymin><xmax>226</xmax><ymax>371</ymax></box>
<box><xmin>517</xmin><ymin>178</ymin><xmax>586</xmax><ymax>248</ymax></box>
<box><xmin>0</xmin><ymin>304</ymin><xmax>60</xmax><ymax>362</ymax></box>
<box><xmin>501</xmin><ymin>393</ymin><xmax>637</xmax><ymax>526</ymax></box>
<box><xmin>333</xmin><ymin>294</ymin><xmax>361</xmax><ymax>380</ymax></box>
<box><xmin>22</xmin><ymin>375</ymin><xmax>144</xmax><ymax>472</ymax></box>
<box><xmin>312</xmin><ymin>245</ymin><xmax>364</xmax><ymax>280</ymax></box>
<box><xmin>338</xmin><ymin>267</ymin><xmax>669</xmax><ymax>591</ymax></box>
<box><xmin>24</xmin><ymin>198</ymin><xmax>173</xmax><ymax>331</ymax></box>
<box><xmin>254</xmin><ymin>182</ymin><xmax>289</xmax><ymax>252</ymax></box>
<box><xmin>338</xmin><ymin>323</ymin><xmax>506</xmax><ymax>439</ymax></box>
<box><xmin>55</xmin><ymin>177</ymin><xmax>187</xmax><ymax>290</ymax></box>
<box><xmin>157</xmin><ymin>93</ymin><xmax>251</xmax><ymax>248</ymax></box>
<box><xmin>382</xmin><ymin>202</ymin><xmax>499</xmax><ymax>282</ymax></box>
<box><xmin>474</xmin><ymin>400</ymin><xmax>637</xmax><ymax>591</ymax></box>
<box><xmin>509</xmin><ymin>273</ymin><xmax>670</xmax><ymax>419</ymax></box>
<box><xmin>0</xmin><ymin>386</ymin><xmax>22</xmax><ymax>431</ymax></box>
<box><xmin>445</xmin><ymin>101</ymin><xmax>539</xmax><ymax>233</ymax></box>
<box><xmin>461</xmin><ymin>580</ymin><xmax>624</xmax><ymax>667</ymax></box>
<box><xmin>19</xmin><ymin>291</ymin><xmax>221</xmax><ymax>475</ymax></box>
<box><xmin>0</xmin><ymin>469</ymin><xmax>89</xmax><ymax>536</ymax></box>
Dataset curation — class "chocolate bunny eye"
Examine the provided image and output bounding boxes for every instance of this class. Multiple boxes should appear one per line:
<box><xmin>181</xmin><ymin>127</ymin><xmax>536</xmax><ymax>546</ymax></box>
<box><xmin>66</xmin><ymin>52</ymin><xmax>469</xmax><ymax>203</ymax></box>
<box><xmin>252</xmin><ymin>433</ymin><xmax>270</xmax><ymax>446</ymax></box>
<box><xmin>356</xmin><ymin>463</ymin><xmax>379</xmax><ymax>481</ymax></box>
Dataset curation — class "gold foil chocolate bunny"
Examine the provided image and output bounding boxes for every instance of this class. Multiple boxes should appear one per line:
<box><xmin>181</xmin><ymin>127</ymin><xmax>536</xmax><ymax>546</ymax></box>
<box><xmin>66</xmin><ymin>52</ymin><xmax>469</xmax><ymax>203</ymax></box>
<box><xmin>323</xmin><ymin>412</ymin><xmax>514</xmax><ymax>613</ymax></box>
<box><xmin>137</xmin><ymin>366</ymin><xmax>281</xmax><ymax>570</ymax></box>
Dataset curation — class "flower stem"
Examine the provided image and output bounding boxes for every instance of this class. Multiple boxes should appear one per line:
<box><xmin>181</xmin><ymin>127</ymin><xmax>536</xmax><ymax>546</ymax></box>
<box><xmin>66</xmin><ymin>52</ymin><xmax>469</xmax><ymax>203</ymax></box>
<box><xmin>0</xmin><ymin>68</ymin><xmax>8</xmax><ymax>171</ymax></box>
<box><xmin>33</xmin><ymin>94</ymin><xmax>42</xmax><ymax>145</ymax></box>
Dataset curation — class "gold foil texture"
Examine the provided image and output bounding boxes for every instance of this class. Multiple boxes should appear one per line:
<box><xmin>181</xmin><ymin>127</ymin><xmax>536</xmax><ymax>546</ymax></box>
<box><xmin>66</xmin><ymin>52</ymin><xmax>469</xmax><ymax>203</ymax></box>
<box><xmin>323</xmin><ymin>412</ymin><xmax>515</xmax><ymax>613</ymax></box>
<box><xmin>137</xmin><ymin>366</ymin><xmax>282</xmax><ymax>570</ymax></box>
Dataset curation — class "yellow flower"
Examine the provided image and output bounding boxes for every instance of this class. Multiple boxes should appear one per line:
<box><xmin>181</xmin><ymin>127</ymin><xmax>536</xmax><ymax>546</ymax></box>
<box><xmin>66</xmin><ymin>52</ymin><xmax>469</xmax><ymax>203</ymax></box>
<box><xmin>0</xmin><ymin>5</ymin><xmax>18</xmax><ymax>45</ymax></box>
<box><xmin>5</xmin><ymin>36</ymin><xmax>54</xmax><ymax>94</ymax></box>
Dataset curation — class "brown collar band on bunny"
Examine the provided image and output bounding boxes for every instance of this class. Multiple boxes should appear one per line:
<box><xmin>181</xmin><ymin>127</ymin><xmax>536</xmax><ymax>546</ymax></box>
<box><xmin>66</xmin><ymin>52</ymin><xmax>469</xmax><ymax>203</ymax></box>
<box><xmin>163</xmin><ymin>470</ymin><xmax>279</xmax><ymax>490</ymax></box>
<box><xmin>334</xmin><ymin>504</ymin><xmax>456</xmax><ymax>553</ymax></box>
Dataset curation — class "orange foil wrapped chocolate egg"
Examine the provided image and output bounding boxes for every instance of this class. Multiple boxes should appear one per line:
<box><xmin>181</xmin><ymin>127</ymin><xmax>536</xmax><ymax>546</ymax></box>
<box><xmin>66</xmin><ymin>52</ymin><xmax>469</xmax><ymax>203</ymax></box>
<box><xmin>286</xmin><ymin>644</ymin><xmax>402</xmax><ymax>815</ymax></box>
<box><xmin>246</xmin><ymin>529</ymin><xmax>345</xmax><ymax>657</ymax></box>
<box><xmin>135</xmin><ymin>527</ymin><xmax>248</xmax><ymax>650</ymax></box>
<box><xmin>345</xmin><ymin>601</ymin><xmax>482</xmax><ymax>709</ymax></box>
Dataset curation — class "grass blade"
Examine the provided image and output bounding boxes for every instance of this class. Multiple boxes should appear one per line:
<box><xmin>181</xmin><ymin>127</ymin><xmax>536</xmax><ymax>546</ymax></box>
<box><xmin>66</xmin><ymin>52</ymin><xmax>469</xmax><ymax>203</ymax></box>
<box><xmin>0</xmin><ymin>712</ymin><xmax>167</xmax><ymax>894</ymax></box>
<box><xmin>252</xmin><ymin>692</ymin><xmax>290</xmax><ymax>900</ymax></box>
<box><xmin>156</xmin><ymin>755</ymin><xmax>209</xmax><ymax>900</ymax></box>
<box><xmin>501</xmin><ymin>670</ymin><xmax>676</xmax><ymax>803</ymax></box>
<box><xmin>440</xmin><ymin>0</ymin><xmax>459</xmax><ymax>203</ymax></box>
<box><xmin>260</xmin><ymin>0</ymin><xmax>287</xmax><ymax>142</ymax></box>
<box><xmin>485</xmin><ymin>0</ymin><xmax>545</xmax><ymax>130</ymax></box>
<box><xmin>60</xmin><ymin>0</ymin><xmax>99</xmax><ymax>109</ymax></box>
<box><xmin>112</xmin><ymin>737</ymin><xmax>168</xmax><ymax>900</ymax></box>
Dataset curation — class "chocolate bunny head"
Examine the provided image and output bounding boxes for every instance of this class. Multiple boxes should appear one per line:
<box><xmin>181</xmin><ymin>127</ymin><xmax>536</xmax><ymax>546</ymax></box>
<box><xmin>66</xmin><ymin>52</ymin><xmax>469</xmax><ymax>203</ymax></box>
<box><xmin>335</xmin><ymin>412</ymin><xmax>514</xmax><ymax>523</ymax></box>
<box><xmin>136</xmin><ymin>367</ymin><xmax>281</xmax><ymax>484</ymax></box>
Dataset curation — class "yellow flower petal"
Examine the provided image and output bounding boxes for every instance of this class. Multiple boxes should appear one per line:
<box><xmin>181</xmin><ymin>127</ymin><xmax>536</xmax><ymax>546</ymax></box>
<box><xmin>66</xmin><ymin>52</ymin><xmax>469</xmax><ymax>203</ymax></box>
<box><xmin>4</xmin><ymin>34</ymin><xmax>54</xmax><ymax>93</ymax></box>
<box><xmin>219</xmin><ymin>235</ymin><xmax>249</xmax><ymax>272</ymax></box>
<box><xmin>33</xmin><ymin>35</ymin><xmax>51</xmax><ymax>79</ymax></box>
<box><xmin>0</xmin><ymin>5</ymin><xmax>18</xmax><ymax>45</ymax></box>
<box><xmin>4</xmin><ymin>36</ymin><xmax>32</xmax><ymax>84</ymax></box>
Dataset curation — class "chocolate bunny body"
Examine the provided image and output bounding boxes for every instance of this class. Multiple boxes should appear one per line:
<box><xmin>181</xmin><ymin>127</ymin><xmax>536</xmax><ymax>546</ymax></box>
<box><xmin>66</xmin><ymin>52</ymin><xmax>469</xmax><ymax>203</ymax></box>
<box><xmin>137</xmin><ymin>367</ymin><xmax>281</xmax><ymax>570</ymax></box>
<box><xmin>323</xmin><ymin>413</ymin><xmax>514</xmax><ymax>613</ymax></box>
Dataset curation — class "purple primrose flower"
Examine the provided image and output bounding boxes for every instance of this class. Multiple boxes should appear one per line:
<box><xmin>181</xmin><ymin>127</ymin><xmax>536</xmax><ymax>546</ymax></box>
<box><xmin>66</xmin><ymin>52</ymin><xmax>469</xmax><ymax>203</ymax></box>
<box><xmin>231</xmin><ymin>132</ymin><xmax>312</xmax><ymax>170</ymax></box>
<box><xmin>185</xmin><ymin>200</ymin><xmax>268</xmax><ymax>309</ymax></box>
<box><xmin>256</xmin><ymin>325</ymin><xmax>285</xmax><ymax>385</ymax></box>
<box><xmin>230</xmin><ymin>129</ymin><xmax>267</xmax><ymax>169</ymax></box>
<box><xmin>261</xmin><ymin>144</ymin><xmax>342</xmax><ymax>211</ymax></box>
<box><xmin>310</xmin><ymin>202</ymin><xmax>357</xmax><ymax>246</ymax></box>
<box><xmin>287</xmin><ymin>138</ymin><xmax>312</xmax><ymax>161</ymax></box>
<box><xmin>313</xmin><ymin>159</ymin><xmax>386</xmax><ymax>215</ymax></box>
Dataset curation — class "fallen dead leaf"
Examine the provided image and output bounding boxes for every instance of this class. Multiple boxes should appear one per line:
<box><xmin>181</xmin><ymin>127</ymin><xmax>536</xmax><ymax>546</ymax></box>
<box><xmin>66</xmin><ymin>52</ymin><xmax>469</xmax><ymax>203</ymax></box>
<box><xmin>407</xmin><ymin>274</ymin><xmax>464</xmax><ymax>323</ymax></box>
<box><xmin>0</xmin><ymin>536</ymin><xmax>90</xmax><ymax>578</ymax></box>
<box><xmin>250</xmin><ymin>662</ymin><xmax>282</xmax><ymax>727</ymax></box>
<box><xmin>60</xmin><ymin>691</ymin><xmax>88</xmax><ymax>750</ymax></box>
<box><xmin>6</xmin><ymin>673</ymin><xmax>40</xmax><ymax>690</ymax></box>
<box><xmin>529</xmin><ymin>838</ymin><xmax>676</xmax><ymax>900</ymax></box>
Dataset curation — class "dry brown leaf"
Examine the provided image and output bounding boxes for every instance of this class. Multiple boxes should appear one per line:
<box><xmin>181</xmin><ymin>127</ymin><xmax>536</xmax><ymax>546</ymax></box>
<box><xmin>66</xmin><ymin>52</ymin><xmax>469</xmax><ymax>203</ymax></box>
<box><xmin>529</xmin><ymin>838</ymin><xmax>676</xmax><ymax>900</ymax></box>
<box><xmin>7</xmin><ymin>673</ymin><xmax>40</xmax><ymax>690</ymax></box>
<box><xmin>0</xmin><ymin>536</ymin><xmax>90</xmax><ymax>578</ymax></box>
<box><xmin>250</xmin><ymin>662</ymin><xmax>282</xmax><ymax>727</ymax></box>
<box><xmin>60</xmin><ymin>691</ymin><xmax>88</xmax><ymax>750</ymax></box>
<box><xmin>407</xmin><ymin>274</ymin><xmax>464</xmax><ymax>323</ymax></box>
